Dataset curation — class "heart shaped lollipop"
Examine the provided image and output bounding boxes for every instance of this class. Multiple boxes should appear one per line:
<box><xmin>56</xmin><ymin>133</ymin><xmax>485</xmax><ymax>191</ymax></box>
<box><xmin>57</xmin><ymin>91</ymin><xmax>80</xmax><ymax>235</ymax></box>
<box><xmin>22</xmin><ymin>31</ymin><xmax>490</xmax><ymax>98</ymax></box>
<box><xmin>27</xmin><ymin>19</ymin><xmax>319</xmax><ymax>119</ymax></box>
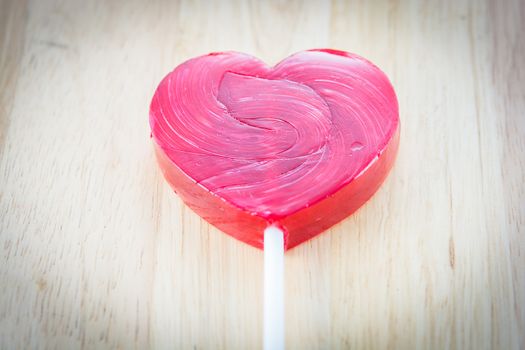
<box><xmin>150</xmin><ymin>49</ymin><xmax>399</xmax><ymax>250</ymax></box>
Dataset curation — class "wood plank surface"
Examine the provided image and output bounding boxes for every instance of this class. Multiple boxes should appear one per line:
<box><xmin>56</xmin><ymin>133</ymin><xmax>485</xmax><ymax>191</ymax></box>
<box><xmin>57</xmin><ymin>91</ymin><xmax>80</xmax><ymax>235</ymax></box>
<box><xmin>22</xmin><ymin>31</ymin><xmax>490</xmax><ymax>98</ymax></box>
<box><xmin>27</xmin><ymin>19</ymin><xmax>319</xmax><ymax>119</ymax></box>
<box><xmin>1</xmin><ymin>0</ymin><xmax>524</xmax><ymax>349</ymax></box>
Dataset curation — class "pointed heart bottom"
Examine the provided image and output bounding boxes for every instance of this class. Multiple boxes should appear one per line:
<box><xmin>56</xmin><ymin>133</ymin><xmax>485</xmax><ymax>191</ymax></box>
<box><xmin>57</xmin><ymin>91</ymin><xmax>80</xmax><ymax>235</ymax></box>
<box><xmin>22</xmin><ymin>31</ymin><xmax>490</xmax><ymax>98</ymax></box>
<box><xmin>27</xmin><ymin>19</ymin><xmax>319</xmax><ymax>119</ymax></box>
<box><xmin>150</xmin><ymin>49</ymin><xmax>399</xmax><ymax>250</ymax></box>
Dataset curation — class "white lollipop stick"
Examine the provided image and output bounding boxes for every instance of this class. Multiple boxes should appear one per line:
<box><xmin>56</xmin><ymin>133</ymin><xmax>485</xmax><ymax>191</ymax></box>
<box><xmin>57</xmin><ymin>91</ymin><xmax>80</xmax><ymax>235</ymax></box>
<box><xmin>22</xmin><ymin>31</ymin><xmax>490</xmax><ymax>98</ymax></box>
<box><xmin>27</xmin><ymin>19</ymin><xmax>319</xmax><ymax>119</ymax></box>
<box><xmin>264</xmin><ymin>226</ymin><xmax>285</xmax><ymax>350</ymax></box>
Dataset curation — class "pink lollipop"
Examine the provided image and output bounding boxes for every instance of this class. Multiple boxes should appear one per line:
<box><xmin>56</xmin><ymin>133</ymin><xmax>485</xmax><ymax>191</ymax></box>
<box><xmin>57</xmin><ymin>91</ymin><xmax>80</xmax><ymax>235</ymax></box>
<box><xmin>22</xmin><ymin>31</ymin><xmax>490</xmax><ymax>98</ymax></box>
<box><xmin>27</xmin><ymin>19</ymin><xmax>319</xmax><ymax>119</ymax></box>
<box><xmin>150</xmin><ymin>49</ymin><xmax>399</xmax><ymax>349</ymax></box>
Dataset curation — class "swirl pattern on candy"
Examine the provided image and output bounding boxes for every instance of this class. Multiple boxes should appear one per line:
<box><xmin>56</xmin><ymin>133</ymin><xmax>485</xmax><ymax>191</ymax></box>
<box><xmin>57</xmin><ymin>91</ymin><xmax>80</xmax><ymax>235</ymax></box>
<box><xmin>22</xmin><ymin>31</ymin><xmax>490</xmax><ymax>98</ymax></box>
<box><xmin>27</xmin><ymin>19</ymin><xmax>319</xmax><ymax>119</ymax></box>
<box><xmin>150</xmin><ymin>49</ymin><xmax>399</xmax><ymax>250</ymax></box>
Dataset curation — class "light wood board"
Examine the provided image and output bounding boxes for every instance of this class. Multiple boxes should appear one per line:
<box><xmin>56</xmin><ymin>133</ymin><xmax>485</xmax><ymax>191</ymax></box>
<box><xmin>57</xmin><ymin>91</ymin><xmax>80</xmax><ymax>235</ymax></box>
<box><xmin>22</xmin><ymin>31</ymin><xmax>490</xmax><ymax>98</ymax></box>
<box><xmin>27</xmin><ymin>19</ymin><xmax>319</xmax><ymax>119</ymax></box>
<box><xmin>1</xmin><ymin>0</ymin><xmax>524</xmax><ymax>349</ymax></box>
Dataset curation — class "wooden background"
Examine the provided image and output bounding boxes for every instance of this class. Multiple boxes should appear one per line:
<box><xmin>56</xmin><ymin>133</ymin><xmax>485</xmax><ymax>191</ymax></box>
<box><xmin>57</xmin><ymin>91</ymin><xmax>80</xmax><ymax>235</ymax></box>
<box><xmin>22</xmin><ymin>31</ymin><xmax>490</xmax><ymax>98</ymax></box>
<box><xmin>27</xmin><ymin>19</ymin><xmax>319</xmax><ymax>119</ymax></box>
<box><xmin>1</xmin><ymin>0</ymin><xmax>524</xmax><ymax>349</ymax></box>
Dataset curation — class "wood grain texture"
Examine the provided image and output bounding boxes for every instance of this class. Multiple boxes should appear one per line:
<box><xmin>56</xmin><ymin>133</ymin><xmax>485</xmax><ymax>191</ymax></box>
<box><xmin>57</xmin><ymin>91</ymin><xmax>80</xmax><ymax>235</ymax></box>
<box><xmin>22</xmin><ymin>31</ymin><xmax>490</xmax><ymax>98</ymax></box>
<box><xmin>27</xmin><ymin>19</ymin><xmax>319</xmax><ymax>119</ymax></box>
<box><xmin>0</xmin><ymin>0</ymin><xmax>523</xmax><ymax>349</ymax></box>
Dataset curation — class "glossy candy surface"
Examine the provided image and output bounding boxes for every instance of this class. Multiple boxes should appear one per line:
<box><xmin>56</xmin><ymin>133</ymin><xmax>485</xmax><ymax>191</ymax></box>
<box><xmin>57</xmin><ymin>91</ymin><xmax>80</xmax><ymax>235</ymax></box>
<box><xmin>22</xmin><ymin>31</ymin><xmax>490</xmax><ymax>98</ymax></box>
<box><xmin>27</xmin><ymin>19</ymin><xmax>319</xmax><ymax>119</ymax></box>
<box><xmin>150</xmin><ymin>49</ymin><xmax>399</xmax><ymax>250</ymax></box>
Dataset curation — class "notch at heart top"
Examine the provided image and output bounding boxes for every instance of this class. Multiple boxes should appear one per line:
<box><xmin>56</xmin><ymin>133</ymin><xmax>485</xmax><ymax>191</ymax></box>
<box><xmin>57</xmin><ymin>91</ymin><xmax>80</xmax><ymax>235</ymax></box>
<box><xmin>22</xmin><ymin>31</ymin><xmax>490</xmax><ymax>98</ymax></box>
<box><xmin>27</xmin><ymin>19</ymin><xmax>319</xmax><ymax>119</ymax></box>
<box><xmin>150</xmin><ymin>49</ymin><xmax>399</xmax><ymax>250</ymax></box>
